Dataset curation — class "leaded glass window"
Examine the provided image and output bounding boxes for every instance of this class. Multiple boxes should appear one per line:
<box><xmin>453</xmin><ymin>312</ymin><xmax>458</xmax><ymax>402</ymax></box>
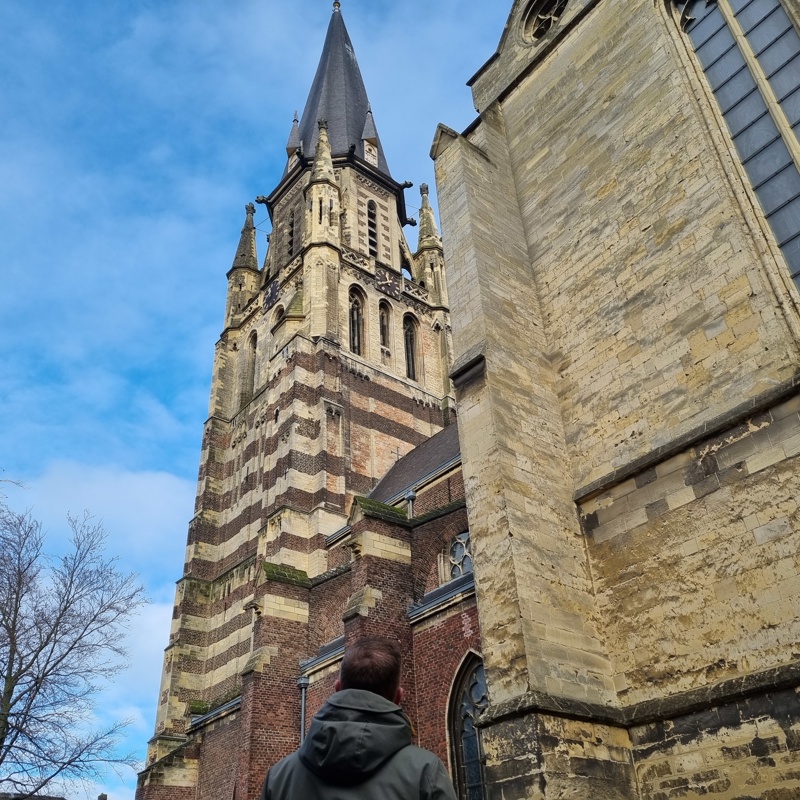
<box><xmin>450</xmin><ymin>657</ymin><xmax>489</xmax><ymax>800</ymax></box>
<box><xmin>449</xmin><ymin>531</ymin><xmax>473</xmax><ymax>579</ymax></box>
<box><xmin>675</xmin><ymin>0</ymin><xmax>800</xmax><ymax>288</ymax></box>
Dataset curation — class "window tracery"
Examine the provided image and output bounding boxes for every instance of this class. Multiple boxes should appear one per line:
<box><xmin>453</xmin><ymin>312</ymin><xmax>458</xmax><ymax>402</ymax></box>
<box><xmin>522</xmin><ymin>0</ymin><xmax>569</xmax><ymax>42</ymax></box>
<box><xmin>449</xmin><ymin>656</ymin><xmax>488</xmax><ymax>800</ymax></box>
<box><xmin>449</xmin><ymin>531</ymin><xmax>474</xmax><ymax>580</ymax></box>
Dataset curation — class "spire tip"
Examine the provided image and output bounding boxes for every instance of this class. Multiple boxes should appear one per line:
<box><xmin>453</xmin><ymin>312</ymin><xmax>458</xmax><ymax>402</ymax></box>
<box><xmin>333</xmin><ymin>1</ymin><xmax>341</xmax><ymax>11</ymax></box>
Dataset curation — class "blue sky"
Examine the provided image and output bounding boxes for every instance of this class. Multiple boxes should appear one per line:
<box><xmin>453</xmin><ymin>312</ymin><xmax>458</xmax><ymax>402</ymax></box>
<box><xmin>0</xmin><ymin>2</ymin><xmax>510</xmax><ymax>798</ymax></box>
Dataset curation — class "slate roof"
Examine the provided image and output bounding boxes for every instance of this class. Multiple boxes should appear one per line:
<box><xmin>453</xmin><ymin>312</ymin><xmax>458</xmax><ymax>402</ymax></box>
<box><xmin>293</xmin><ymin>5</ymin><xmax>391</xmax><ymax>176</ymax></box>
<box><xmin>369</xmin><ymin>422</ymin><xmax>461</xmax><ymax>504</ymax></box>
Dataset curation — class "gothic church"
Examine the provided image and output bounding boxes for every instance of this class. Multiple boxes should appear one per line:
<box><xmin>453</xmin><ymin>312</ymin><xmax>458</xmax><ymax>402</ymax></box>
<box><xmin>138</xmin><ymin>1</ymin><xmax>800</xmax><ymax>798</ymax></box>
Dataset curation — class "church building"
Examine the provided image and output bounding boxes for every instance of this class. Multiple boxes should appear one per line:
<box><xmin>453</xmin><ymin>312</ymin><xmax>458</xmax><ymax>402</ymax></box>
<box><xmin>136</xmin><ymin>5</ymin><xmax>483</xmax><ymax>800</ymax></box>
<box><xmin>433</xmin><ymin>0</ymin><xmax>800</xmax><ymax>797</ymax></box>
<box><xmin>138</xmin><ymin>0</ymin><xmax>800</xmax><ymax>798</ymax></box>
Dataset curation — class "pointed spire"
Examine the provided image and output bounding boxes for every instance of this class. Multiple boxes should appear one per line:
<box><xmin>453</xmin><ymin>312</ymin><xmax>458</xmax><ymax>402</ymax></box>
<box><xmin>286</xmin><ymin>110</ymin><xmax>301</xmax><ymax>159</ymax></box>
<box><xmin>292</xmin><ymin>3</ymin><xmax>391</xmax><ymax>176</ymax></box>
<box><xmin>231</xmin><ymin>202</ymin><xmax>259</xmax><ymax>271</ymax></box>
<box><xmin>310</xmin><ymin>120</ymin><xmax>336</xmax><ymax>184</ymax></box>
<box><xmin>417</xmin><ymin>184</ymin><xmax>441</xmax><ymax>251</ymax></box>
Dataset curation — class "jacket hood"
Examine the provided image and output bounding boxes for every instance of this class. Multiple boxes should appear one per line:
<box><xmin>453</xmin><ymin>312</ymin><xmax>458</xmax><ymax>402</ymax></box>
<box><xmin>298</xmin><ymin>688</ymin><xmax>412</xmax><ymax>785</ymax></box>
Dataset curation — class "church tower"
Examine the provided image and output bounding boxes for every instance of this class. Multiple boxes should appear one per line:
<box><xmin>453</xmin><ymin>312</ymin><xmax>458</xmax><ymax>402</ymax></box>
<box><xmin>137</xmin><ymin>5</ymin><xmax>453</xmax><ymax>800</ymax></box>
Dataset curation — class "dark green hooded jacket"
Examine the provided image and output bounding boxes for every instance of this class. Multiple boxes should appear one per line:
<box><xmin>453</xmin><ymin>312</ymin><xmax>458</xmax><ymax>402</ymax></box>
<box><xmin>261</xmin><ymin>689</ymin><xmax>457</xmax><ymax>800</ymax></box>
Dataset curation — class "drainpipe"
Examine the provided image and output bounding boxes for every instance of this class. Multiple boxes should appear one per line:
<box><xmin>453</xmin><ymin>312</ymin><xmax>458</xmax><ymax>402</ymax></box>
<box><xmin>404</xmin><ymin>489</ymin><xmax>417</xmax><ymax>518</ymax></box>
<box><xmin>297</xmin><ymin>675</ymin><xmax>310</xmax><ymax>743</ymax></box>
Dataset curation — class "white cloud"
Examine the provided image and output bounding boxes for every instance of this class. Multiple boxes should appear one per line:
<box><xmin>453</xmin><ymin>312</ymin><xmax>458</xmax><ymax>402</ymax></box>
<box><xmin>4</xmin><ymin>463</ymin><xmax>192</xmax><ymax>583</ymax></box>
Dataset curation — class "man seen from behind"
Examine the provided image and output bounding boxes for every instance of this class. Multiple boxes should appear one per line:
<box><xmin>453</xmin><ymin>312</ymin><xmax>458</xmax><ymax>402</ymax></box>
<box><xmin>261</xmin><ymin>636</ymin><xmax>458</xmax><ymax>799</ymax></box>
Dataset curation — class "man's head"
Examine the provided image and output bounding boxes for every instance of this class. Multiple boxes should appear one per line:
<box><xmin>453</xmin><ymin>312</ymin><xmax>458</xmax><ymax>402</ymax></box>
<box><xmin>335</xmin><ymin>636</ymin><xmax>403</xmax><ymax>703</ymax></box>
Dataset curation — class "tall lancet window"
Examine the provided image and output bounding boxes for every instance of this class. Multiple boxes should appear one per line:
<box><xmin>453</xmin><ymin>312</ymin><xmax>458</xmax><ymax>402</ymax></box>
<box><xmin>449</xmin><ymin>656</ymin><xmax>488</xmax><ymax>800</ymax></box>
<box><xmin>349</xmin><ymin>288</ymin><xmax>365</xmax><ymax>356</ymax></box>
<box><xmin>287</xmin><ymin>211</ymin><xmax>296</xmax><ymax>259</ymax></box>
<box><xmin>240</xmin><ymin>332</ymin><xmax>258</xmax><ymax>409</ymax></box>
<box><xmin>674</xmin><ymin>0</ymin><xmax>800</xmax><ymax>288</ymax></box>
<box><xmin>367</xmin><ymin>200</ymin><xmax>378</xmax><ymax>258</ymax></box>
<box><xmin>403</xmin><ymin>315</ymin><xmax>418</xmax><ymax>380</ymax></box>
<box><xmin>379</xmin><ymin>302</ymin><xmax>391</xmax><ymax>349</ymax></box>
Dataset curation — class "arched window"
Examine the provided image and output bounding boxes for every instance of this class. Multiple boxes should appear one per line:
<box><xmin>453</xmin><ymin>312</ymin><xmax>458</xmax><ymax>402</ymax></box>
<box><xmin>449</xmin><ymin>656</ymin><xmax>489</xmax><ymax>800</ymax></box>
<box><xmin>240</xmin><ymin>332</ymin><xmax>257</xmax><ymax>408</ymax></box>
<box><xmin>367</xmin><ymin>200</ymin><xmax>378</xmax><ymax>258</ymax></box>
<box><xmin>449</xmin><ymin>531</ymin><xmax>473</xmax><ymax>579</ymax></box>
<box><xmin>403</xmin><ymin>315</ymin><xmax>418</xmax><ymax>380</ymax></box>
<box><xmin>674</xmin><ymin>0</ymin><xmax>800</xmax><ymax>288</ymax></box>
<box><xmin>349</xmin><ymin>288</ymin><xmax>365</xmax><ymax>356</ymax></box>
<box><xmin>379</xmin><ymin>302</ymin><xmax>391</xmax><ymax>349</ymax></box>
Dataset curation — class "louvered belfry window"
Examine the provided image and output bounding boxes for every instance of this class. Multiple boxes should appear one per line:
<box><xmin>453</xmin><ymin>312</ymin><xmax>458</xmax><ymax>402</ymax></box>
<box><xmin>676</xmin><ymin>0</ymin><xmax>800</xmax><ymax>289</ymax></box>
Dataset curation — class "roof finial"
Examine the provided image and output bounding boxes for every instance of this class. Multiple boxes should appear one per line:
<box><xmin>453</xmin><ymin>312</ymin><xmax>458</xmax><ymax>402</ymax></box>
<box><xmin>333</xmin><ymin>1</ymin><xmax>341</xmax><ymax>11</ymax></box>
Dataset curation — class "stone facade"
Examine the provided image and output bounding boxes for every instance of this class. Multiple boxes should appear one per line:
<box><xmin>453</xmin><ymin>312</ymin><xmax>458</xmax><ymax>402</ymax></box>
<box><xmin>138</xmin><ymin>0</ymin><xmax>800</xmax><ymax>798</ymax></box>
<box><xmin>433</xmin><ymin>0</ymin><xmax>800</xmax><ymax>797</ymax></box>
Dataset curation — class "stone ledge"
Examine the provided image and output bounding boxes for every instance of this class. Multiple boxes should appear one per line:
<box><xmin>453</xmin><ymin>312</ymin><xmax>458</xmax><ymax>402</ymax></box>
<box><xmin>478</xmin><ymin>661</ymin><xmax>800</xmax><ymax>730</ymax></box>
<box><xmin>576</xmin><ymin>376</ymin><xmax>800</xmax><ymax>502</ymax></box>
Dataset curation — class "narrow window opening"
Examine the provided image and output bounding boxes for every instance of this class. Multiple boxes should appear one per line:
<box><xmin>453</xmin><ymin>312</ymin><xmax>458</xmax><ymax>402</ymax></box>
<box><xmin>349</xmin><ymin>289</ymin><xmax>364</xmax><ymax>356</ymax></box>
<box><xmin>368</xmin><ymin>200</ymin><xmax>378</xmax><ymax>258</ymax></box>
<box><xmin>404</xmin><ymin>315</ymin><xmax>417</xmax><ymax>381</ymax></box>
<box><xmin>379</xmin><ymin>303</ymin><xmax>391</xmax><ymax>349</ymax></box>
<box><xmin>239</xmin><ymin>332</ymin><xmax>258</xmax><ymax>409</ymax></box>
<box><xmin>287</xmin><ymin>211</ymin><xmax>295</xmax><ymax>258</ymax></box>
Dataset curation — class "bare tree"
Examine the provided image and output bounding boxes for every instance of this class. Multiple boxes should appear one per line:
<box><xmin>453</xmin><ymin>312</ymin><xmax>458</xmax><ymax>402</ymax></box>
<box><xmin>0</xmin><ymin>501</ymin><xmax>146</xmax><ymax>798</ymax></box>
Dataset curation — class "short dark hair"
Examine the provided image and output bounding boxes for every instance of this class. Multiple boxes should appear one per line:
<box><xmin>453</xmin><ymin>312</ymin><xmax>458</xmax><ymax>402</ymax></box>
<box><xmin>339</xmin><ymin>636</ymin><xmax>402</xmax><ymax>701</ymax></box>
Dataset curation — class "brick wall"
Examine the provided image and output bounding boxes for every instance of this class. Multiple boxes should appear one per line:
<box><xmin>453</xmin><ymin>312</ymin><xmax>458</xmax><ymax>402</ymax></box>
<box><xmin>411</xmin><ymin>602</ymin><xmax>481</xmax><ymax>766</ymax></box>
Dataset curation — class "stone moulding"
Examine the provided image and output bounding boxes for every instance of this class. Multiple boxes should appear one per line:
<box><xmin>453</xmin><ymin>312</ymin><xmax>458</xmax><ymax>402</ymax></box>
<box><xmin>575</xmin><ymin>373</ymin><xmax>800</xmax><ymax>502</ymax></box>
<box><xmin>186</xmin><ymin>695</ymin><xmax>242</xmax><ymax>733</ymax></box>
<box><xmin>476</xmin><ymin>661</ymin><xmax>800</xmax><ymax>730</ymax></box>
